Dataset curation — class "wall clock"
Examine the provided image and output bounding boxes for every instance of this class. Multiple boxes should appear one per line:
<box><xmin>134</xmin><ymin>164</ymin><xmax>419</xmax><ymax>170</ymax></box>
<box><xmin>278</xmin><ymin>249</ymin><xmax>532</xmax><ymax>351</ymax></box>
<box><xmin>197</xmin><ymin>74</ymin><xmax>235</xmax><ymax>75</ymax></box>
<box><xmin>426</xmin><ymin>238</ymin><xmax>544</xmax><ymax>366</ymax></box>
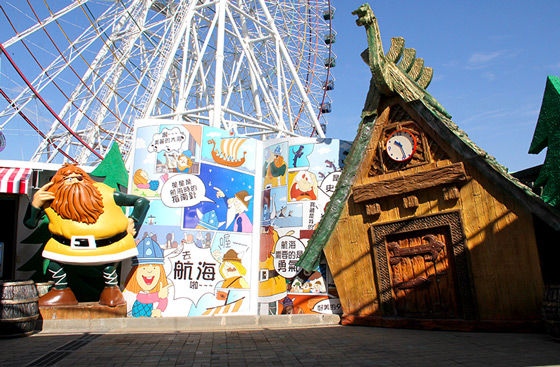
<box><xmin>385</xmin><ymin>129</ymin><xmax>417</xmax><ymax>161</ymax></box>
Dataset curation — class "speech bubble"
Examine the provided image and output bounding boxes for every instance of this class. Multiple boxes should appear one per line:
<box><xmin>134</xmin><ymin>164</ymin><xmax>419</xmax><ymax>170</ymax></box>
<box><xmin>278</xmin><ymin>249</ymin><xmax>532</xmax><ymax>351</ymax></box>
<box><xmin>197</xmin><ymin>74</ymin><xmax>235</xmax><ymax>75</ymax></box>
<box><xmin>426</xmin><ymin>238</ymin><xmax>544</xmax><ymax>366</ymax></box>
<box><xmin>319</xmin><ymin>171</ymin><xmax>341</xmax><ymax>198</ymax></box>
<box><xmin>160</xmin><ymin>174</ymin><xmax>214</xmax><ymax>208</ymax></box>
<box><xmin>272</xmin><ymin>235</ymin><xmax>305</xmax><ymax>278</ymax></box>
<box><xmin>148</xmin><ymin>126</ymin><xmax>186</xmax><ymax>153</ymax></box>
<box><xmin>164</xmin><ymin>244</ymin><xmax>219</xmax><ymax>306</ymax></box>
<box><xmin>311</xmin><ymin>298</ymin><xmax>342</xmax><ymax>314</ymax></box>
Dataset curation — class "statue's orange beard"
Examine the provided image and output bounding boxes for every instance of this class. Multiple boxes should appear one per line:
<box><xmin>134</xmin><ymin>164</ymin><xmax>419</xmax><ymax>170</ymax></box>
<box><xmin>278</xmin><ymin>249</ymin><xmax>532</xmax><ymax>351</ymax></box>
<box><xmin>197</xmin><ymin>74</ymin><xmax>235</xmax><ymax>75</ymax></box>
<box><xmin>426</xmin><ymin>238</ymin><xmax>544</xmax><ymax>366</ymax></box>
<box><xmin>49</xmin><ymin>180</ymin><xmax>104</xmax><ymax>224</ymax></box>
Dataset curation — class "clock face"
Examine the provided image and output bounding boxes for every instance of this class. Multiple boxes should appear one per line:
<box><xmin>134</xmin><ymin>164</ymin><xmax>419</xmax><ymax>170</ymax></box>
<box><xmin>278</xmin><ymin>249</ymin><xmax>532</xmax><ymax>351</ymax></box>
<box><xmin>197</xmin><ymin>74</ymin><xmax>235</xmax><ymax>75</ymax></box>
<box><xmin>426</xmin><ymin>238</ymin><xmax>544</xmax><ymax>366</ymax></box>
<box><xmin>386</xmin><ymin>129</ymin><xmax>417</xmax><ymax>161</ymax></box>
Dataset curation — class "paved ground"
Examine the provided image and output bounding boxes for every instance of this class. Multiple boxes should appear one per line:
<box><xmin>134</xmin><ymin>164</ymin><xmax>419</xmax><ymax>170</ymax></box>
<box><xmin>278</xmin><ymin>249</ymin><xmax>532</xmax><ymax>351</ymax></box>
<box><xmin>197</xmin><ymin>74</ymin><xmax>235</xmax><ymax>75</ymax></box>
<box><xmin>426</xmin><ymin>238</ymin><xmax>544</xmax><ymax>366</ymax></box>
<box><xmin>1</xmin><ymin>325</ymin><xmax>559</xmax><ymax>367</ymax></box>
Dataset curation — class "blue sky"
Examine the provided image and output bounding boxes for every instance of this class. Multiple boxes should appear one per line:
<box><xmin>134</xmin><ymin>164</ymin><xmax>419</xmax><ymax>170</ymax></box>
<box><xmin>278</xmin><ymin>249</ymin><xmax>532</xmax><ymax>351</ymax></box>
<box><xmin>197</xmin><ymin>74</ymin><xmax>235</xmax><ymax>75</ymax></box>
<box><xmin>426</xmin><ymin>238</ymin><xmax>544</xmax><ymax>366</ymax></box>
<box><xmin>326</xmin><ymin>1</ymin><xmax>560</xmax><ymax>172</ymax></box>
<box><xmin>1</xmin><ymin>1</ymin><xmax>559</xmax><ymax>172</ymax></box>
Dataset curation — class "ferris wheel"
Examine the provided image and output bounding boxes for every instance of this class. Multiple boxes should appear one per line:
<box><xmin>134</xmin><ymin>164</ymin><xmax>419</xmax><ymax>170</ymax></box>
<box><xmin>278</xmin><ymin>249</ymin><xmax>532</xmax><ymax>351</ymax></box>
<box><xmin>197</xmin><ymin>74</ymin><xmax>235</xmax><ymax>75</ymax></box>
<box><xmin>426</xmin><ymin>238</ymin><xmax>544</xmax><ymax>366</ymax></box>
<box><xmin>0</xmin><ymin>0</ymin><xmax>335</xmax><ymax>166</ymax></box>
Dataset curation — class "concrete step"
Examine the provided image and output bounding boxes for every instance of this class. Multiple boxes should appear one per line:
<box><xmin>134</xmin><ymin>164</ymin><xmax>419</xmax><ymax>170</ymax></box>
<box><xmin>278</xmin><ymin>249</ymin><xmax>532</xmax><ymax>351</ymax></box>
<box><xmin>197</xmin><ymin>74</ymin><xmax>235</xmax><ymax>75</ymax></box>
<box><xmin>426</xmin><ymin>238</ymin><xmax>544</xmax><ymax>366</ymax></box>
<box><xmin>35</xmin><ymin>314</ymin><xmax>341</xmax><ymax>334</ymax></box>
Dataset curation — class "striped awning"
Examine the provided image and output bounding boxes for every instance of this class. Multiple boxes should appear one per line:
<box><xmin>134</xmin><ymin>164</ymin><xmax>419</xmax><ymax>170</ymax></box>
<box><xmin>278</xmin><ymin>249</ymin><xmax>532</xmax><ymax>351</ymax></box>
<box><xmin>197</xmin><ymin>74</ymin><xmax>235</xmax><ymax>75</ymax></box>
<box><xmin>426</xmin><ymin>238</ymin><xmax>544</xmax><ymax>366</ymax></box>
<box><xmin>0</xmin><ymin>167</ymin><xmax>33</xmax><ymax>194</ymax></box>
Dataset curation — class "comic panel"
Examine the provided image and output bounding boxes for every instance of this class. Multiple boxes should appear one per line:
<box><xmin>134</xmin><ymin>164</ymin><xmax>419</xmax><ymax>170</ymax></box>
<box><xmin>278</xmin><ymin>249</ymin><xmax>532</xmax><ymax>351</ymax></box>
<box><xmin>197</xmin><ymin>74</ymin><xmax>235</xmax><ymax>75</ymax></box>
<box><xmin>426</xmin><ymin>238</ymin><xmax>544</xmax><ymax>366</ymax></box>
<box><xmin>181</xmin><ymin>163</ymin><xmax>255</xmax><ymax>233</ymax></box>
<box><xmin>263</xmin><ymin>142</ymin><xmax>289</xmax><ymax>188</ymax></box>
<box><xmin>131</xmin><ymin>123</ymin><xmax>202</xmax><ymax>198</ymax></box>
<box><xmin>201</xmin><ymin>126</ymin><xmax>257</xmax><ymax>173</ymax></box>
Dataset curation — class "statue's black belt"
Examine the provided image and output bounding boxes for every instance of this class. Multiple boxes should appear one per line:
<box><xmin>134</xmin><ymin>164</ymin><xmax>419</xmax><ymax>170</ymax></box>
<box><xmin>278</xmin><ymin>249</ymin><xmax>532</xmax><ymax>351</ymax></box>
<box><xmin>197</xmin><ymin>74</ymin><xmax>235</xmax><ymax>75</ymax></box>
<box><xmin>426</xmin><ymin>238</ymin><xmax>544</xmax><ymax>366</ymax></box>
<box><xmin>52</xmin><ymin>231</ymin><xmax>128</xmax><ymax>248</ymax></box>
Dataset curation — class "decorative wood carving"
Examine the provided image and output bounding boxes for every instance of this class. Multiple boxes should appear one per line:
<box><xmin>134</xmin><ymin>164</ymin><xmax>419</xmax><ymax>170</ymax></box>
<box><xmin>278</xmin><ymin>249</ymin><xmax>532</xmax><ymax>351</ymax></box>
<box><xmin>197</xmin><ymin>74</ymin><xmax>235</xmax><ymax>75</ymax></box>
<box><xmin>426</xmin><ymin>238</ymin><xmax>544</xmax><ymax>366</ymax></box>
<box><xmin>443</xmin><ymin>185</ymin><xmax>460</xmax><ymax>200</ymax></box>
<box><xmin>369</xmin><ymin>210</ymin><xmax>476</xmax><ymax>319</ymax></box>
<box><xmin>355</xmin><ymin>162</ymin><xmax>467</xmax><ymax>202</ymax></box>
<box><xmin>366</xmin><ymin>202</ymin><xmax>381</xmax><ymax>216</ymax></box>
<box><xmin>403</xmin><ymin>195</ymin><xmax>419</xmax><ymax>208</ymax></box>
<box><xmin>387</xmin><ymin>234</ymin><xmax>444</xmax><ymax>265</ymax></box>
<box><xmin>394</xmin><ymin>276</ymin><xmax>431</xmax><ymax>290</ymax></box>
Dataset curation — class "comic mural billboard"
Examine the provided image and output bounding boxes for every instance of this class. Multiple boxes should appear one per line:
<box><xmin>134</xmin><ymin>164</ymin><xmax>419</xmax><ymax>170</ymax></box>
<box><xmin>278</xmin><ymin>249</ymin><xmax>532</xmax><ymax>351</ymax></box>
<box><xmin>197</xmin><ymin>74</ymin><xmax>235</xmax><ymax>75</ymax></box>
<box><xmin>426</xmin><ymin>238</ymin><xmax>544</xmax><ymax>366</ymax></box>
<box><xmin>122</xmin><ymin>119</ymin><xmax>348</xmax><ymax>318</ymax></box>
<box><xmin>258</xmin><ymin>138</ymin><xmax>348</xmax><ymax>316</ymax></box>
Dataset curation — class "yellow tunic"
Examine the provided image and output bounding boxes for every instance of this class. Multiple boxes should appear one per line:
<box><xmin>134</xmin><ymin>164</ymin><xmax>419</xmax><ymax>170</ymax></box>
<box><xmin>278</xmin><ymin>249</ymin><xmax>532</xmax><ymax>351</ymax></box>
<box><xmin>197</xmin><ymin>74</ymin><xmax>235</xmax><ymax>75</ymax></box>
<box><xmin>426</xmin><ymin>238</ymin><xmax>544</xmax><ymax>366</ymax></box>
<box><xmin>42</xmin><ymin>183</ymin><xmax>138</xmax><ymax>265</ymax></box>
<box><xmin>258</xmin><ymin>256</ymin><xmax>287</xmax><ymax>302</ymax></box>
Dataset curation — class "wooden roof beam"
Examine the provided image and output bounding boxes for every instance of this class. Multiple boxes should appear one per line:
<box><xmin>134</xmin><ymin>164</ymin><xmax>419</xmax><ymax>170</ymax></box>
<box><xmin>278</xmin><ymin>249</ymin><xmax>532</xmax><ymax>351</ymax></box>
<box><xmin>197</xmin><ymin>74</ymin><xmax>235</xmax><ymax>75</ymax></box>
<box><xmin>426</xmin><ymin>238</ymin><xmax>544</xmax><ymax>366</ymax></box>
<box><xmin>353</xmin><ymin>162</ymin><xmax>467</xmax><ymax>202</ymax></box>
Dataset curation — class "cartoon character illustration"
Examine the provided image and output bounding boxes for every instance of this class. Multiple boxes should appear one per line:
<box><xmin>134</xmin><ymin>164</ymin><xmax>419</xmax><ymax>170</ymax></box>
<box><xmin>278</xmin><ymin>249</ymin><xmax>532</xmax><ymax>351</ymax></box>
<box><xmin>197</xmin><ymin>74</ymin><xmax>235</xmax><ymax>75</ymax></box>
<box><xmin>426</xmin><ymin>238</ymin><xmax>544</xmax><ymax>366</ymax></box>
<box><xmin>264</xmin><ymin>145</ymin><xmax>287</xmax><ymax>186</ymax></box>
<box><xmin>181</xmin><ymin>233</ymin><xmax>195</xmax><ymax>246</ymax></box>
<box><xmin>325</xmin><ymin>159</ymin><xmax>337</xmax><ymax>171</ymax></box>
<box><xmin>161</xmin><ymin>150</ymin><xmax>195</xmax><ymax>173</ymax></box>
<box><xmin>214</xmin><ymin>187</ymin><xmax>253</xmax><ymax>232</ymax></box>
<box><xmin>203</xmin><ymin>233</ymin><xmax>212</xmax><ymax>248</ymax></box>
<box><xmin>262</xmin><ymin>191</ymin><xmax>277</xmax><ymax>226</ymax></box>
<box><xmin>258</xmin><ymin>226</ymin><xmax>287</xmax><ymax>303</ymax></box>
<box><xmin>289</xmin><ymin>271</ymin><xmax>326</xmax><ymax>294</ymax></box>
<box><xmin>177</xmin><ymin>150</ymin><xmax>194</xmax><ymax>173</ymax></box>
<box><xmin>280</xmin><ymin>296</ymin><xmax>304</xmax><ymax>314</ymax></box>
<box><xmin>194</xmin><ymin>232</ymin><xmax>204</xmax><ymax>248</ymax></box>
<box><xmin>292</xmin><ymin>145</ymin><xmax>305</xmax><ymax>167</ymax></box>
<box><xmin>289</xmin><ymin>170</ymin><xmax>318</xmax><ymax>201</ymax></box>
<box><xmin>219</xmin><ymin>249</ymin><xmax>249</xmax><ymax>289</ymax></box>
<box><xmin>133</xmin><ymin>169</ymin><xmax>160</xmax><ymax>191</ymax></box>
<box><xmin>195</xmin><ymin>209</ymin><xmax>224</xmax><ymax>230</ymax></box>
<box><xmin>208</xmin><ymin>138</ymin><xmax>247</xmax><ymax>167</ymax></box>
<box><xmin>23</xmin><ymin>163</ymin><xmax>149</xmax><ymax>306</ymax></box>
<box><xmin>124</xmin><ymin>235</ymin><xmax>171</xmax><ymax>318</ymax></box>
<box><xmin>164</xmin><ymin>232</ymin><xmax>178</xmax><ymax>249</ymax></box>
<box><xmin>163</xmin><ymin>151</ymin><xmax>179</xmax><ymax>171</ymax></box>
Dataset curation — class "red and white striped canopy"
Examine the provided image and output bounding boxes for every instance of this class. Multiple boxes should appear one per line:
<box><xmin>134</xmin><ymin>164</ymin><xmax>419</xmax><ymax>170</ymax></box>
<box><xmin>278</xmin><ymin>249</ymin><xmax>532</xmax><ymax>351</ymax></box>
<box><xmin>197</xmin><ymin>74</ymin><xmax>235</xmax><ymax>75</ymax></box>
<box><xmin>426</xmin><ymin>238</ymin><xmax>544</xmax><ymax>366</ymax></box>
<box><xmin>0</xmin><ymin>167</ymin><xmax>32</xmax><ymax>194</ymax></box>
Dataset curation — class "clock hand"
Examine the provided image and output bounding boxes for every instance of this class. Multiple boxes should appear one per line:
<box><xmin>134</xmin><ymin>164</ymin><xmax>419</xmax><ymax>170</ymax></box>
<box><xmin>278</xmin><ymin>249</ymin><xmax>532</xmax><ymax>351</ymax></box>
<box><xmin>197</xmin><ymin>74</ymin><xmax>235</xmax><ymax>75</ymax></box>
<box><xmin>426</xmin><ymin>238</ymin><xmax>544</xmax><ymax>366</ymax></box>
<box><xmin>394</xmin><ymin>141</ymin><xmax>406</xmax><ymax>157</ymax></box>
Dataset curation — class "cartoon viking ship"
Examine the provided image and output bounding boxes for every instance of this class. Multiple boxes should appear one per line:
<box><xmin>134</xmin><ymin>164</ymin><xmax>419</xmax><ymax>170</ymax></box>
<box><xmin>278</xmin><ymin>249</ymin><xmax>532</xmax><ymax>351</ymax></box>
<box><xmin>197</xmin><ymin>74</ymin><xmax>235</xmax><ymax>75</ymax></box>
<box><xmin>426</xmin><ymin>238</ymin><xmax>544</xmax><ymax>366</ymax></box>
<box><xmin>208</xmin><ymin>138</ymin><xmax>247</xmax><ymax>167</ymax></box>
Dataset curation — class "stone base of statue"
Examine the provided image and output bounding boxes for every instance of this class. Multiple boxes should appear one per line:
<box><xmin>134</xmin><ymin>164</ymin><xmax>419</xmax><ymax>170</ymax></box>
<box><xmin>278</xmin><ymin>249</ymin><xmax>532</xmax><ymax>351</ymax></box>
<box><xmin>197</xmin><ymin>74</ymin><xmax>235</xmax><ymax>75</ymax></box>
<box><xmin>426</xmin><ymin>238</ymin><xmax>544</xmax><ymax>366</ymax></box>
<box><xmin>39</xmin><ymin>302</ymin><xmax>127</xmax><ymax>320</ymax></box>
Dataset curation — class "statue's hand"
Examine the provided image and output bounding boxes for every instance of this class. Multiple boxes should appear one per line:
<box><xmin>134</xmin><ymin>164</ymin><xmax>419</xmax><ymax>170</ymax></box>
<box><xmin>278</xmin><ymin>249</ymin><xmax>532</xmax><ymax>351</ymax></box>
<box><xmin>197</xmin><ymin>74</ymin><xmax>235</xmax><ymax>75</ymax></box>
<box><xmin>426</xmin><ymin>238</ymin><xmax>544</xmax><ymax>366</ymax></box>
<box><xmin>127</xmin><ymin>217</ymin><xmax>136</xmax><ymax>237</ymax></box>
<box><xmin>32</xmin><ymin>182</ymin><xmax>55</xmax><ymax>209</ymax></box>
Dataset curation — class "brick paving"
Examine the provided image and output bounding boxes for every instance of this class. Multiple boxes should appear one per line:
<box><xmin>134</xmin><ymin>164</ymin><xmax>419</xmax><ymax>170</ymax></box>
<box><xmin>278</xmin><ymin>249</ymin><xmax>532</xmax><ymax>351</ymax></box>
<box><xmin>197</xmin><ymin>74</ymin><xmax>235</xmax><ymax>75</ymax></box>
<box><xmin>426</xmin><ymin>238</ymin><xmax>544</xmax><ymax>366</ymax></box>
<box><xmin>1</xmin><ymin>325</ymin><xmax>559</xmax><ymax>367</ymax></box>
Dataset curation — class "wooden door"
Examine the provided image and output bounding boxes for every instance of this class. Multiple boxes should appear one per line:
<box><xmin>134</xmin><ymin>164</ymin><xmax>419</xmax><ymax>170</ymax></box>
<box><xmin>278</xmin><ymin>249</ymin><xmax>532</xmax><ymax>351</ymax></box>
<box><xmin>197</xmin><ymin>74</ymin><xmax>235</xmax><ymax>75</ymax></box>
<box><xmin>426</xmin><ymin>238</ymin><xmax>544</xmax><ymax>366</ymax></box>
<box><xmin>385</xmin><ymin>226</ymin><xmax>459</xmax><ymax>318</ymax></box>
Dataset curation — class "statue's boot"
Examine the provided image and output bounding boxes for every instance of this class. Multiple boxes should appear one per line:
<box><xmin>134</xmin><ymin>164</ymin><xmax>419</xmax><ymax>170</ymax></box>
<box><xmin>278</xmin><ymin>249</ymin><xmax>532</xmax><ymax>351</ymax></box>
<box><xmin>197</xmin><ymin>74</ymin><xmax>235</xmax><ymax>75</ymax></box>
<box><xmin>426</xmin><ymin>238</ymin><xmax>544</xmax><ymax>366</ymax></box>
<box><xmin>99</xmin><ymin>264</ymin><xmax>125</xmax><ymax>307</ymax></box>
<box><xmin>99</xmin><ymin>286</ymin><xmax>126</xmax><ymax>307</ymax></box>
<box><xmin>39</xmin><ymin>288</ymin><xmax>78</xmax><ymax>307</ymax></box>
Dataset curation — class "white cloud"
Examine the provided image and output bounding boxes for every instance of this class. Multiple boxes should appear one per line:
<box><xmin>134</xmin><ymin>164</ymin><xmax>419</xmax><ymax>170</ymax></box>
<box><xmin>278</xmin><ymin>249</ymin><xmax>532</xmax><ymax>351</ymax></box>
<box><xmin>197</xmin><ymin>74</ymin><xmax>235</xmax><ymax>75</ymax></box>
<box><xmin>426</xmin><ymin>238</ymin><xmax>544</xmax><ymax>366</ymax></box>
<box><xmin>465</xmin><ymin>49</ymin><xmax>520</xmax><ymax>70</ymax></box>
<box><xmin>143</xmin><ymin>153</ymin><xmax>155</xmax><ymax>165</ymax></box>
<box><xmin>317</xmin><ymin>147</ymin><xmax>331</xmax><ymax>155</ymax></box>
<box><xmin>136</xmin><ymin>137</ymin><xmax>146</xmax><ymax>149</ymax></box>
<box><xmin>468</xmin><ymin>51</ymin><xmax>504</xmax><ymax>65</ymax></box>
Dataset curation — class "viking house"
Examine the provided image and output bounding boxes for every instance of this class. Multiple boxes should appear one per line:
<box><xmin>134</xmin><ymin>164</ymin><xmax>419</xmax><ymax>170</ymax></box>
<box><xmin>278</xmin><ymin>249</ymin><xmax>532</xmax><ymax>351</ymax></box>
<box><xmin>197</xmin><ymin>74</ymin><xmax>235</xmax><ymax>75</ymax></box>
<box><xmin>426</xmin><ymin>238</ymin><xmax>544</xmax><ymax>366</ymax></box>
<box><xmin>298</xmin><ymin>4</ymin><xmax>560</xmax><ymax>331</ymax></box>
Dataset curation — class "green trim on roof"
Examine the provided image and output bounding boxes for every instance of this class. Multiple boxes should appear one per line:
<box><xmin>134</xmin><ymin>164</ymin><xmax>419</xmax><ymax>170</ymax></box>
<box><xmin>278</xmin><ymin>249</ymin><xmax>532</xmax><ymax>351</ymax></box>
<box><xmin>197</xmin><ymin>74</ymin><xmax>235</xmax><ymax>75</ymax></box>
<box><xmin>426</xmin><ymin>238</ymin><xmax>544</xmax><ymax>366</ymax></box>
<box><xmin>296</xmin><ymin>91</ymin><xmax>378</xmax><ymax>271</ymax></box>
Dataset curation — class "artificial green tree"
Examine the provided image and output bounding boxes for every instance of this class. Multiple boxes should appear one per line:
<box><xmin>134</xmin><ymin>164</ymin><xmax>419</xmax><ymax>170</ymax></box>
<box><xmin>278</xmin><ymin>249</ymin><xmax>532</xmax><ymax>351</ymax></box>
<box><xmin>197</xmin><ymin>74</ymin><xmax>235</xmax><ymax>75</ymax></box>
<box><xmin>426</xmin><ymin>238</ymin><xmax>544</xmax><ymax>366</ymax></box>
<box><xmin>529</xmin><ymin>75</ymin><xmax>560</xmax><ymax>207</ymax></box>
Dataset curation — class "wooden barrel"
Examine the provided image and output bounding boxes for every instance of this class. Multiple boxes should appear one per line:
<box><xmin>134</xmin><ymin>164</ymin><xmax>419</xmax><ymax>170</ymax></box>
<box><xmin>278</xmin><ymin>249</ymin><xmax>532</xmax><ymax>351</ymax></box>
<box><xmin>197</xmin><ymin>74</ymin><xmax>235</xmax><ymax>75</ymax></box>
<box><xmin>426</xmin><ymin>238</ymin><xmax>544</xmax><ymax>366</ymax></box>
<box><xmin>542</xmin><ymin>284</ymin><xmax>560</xmax><ymax>341</ymax></box>
<box><xmin>0</xmin><ymin>280</ymin><xmax>39</xmax><ymax>337</ymax></box>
